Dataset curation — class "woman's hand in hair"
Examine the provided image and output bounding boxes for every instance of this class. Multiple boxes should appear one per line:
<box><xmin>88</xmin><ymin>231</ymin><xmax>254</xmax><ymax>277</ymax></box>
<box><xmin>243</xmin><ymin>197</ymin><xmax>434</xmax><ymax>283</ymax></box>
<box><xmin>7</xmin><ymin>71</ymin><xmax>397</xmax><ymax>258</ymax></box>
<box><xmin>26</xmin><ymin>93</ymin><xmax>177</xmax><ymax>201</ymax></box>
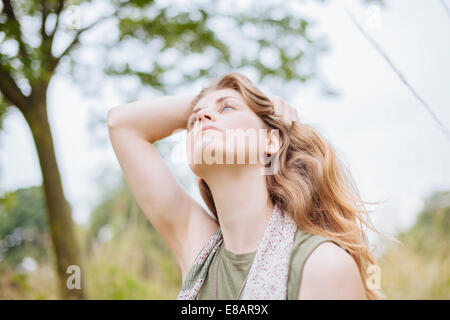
<box><xmin>267</xmin><ymin>94</ymin><xmax>300</xmax><ymax>129</ymax></box>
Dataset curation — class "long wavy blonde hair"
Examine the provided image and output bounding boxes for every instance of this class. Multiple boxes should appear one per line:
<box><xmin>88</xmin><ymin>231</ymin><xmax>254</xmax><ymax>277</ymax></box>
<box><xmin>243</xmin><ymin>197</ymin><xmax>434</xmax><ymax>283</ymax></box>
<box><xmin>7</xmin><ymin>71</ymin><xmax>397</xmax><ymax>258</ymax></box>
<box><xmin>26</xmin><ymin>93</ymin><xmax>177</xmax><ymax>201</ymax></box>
<box><xmin>190</xmin><ymin>72</ymin><xmax>395</xmax><ymax>300</ymax></box>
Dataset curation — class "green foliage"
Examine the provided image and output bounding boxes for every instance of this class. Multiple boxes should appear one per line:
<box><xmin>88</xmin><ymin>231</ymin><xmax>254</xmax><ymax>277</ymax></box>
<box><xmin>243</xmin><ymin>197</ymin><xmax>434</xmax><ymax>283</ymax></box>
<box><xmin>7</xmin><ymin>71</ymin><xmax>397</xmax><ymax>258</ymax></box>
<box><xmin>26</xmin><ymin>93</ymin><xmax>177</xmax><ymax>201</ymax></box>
<box><xmin>106</xmin><ymin>1</ymin><xmax>322</xmax><ymax>96</ymax></box>
<box><xmin>397</xmin><ymin>190</ymin><xmax>450</xmax><ymax>260</ymax></box>
<box><xmin>82</xmin><ymin>171</ymin><xmax>181</xmax><ymax>299</ymax></box>
<box><xmin>379</xmin><ymin>190</ymin><xmax>450</xmax><ymax>299</ymax></box>
<box><xmin>2</xmin><ymin>183</ymin><xmax>449</xmax><ymax>299</ymax></box>
<box><xmin>0</xmin><ymin>261</ymin><xmax>58</xmax><ymax>299</ymax></box>
<box><xmin>85</xmin><ymin>222</ymin><xmax>181</xmax><ymax>299</ymax></box>
<box><xmin>0</xmin><ymin>187</ymin><xmax>47</xmax><ymax>234</ymax></box>
<box><xmin>0</xmin><ymin>176</ymin><xmax>181</xmax><ymax>299</ymax></box>
<box><xmin>86</xmin><ymin>175</ymin><xmax>155</xmax><ymax>246</ymax></box>
<box><xmin>1</xmin><ymin>0</ymin><xmax>346</xmax><ymax>108</ymax></box>
<box><xmin>0</xmin><ymin>93</ymin><xmax>11</xmax><ymax>130</ymax></box>
<box><xmin>0</xmin><ymin>186</ymin><xmax>50</xmax><ymax>266</ymax></box>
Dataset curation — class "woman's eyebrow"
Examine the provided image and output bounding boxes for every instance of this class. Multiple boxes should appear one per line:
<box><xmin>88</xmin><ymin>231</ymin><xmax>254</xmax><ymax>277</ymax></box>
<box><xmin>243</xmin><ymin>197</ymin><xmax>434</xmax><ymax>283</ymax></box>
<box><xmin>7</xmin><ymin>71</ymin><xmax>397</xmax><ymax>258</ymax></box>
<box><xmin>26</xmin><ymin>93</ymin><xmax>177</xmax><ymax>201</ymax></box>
<box><xmin>192</xmin><ymin>96</ymin><xmax>241</xmax><ymax>114</ymax></box>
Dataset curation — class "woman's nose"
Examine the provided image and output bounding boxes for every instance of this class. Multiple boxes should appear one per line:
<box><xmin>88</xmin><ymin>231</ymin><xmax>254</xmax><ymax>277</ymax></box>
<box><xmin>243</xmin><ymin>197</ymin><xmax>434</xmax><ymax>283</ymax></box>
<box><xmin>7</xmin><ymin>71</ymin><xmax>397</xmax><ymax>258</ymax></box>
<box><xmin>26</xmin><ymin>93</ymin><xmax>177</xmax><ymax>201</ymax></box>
<box><xmin>197</xmin><ymin>110</ymin><xmax>215</xmax><ymax>124</ymax></box>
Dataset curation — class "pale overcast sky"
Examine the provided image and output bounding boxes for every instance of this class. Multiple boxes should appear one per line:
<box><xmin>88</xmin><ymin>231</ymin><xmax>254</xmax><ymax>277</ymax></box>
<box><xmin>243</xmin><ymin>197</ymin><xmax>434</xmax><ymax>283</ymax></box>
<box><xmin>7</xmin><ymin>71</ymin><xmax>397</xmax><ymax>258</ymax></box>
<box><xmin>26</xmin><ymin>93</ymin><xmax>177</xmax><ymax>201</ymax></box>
<box><xmin>1</xmin><ymin>0</ymin><xmax>449</xmax><ymax>255</ymax></box>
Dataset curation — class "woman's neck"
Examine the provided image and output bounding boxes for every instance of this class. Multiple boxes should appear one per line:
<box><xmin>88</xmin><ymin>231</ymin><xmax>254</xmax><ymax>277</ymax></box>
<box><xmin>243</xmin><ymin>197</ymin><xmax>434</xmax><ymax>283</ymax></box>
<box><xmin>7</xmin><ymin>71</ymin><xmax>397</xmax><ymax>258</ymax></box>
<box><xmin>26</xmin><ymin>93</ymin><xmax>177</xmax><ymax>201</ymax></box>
<box><xmin>202</xmin><ymin>164</ymin><xmax>274</xmax><ymax>254</ymax></box>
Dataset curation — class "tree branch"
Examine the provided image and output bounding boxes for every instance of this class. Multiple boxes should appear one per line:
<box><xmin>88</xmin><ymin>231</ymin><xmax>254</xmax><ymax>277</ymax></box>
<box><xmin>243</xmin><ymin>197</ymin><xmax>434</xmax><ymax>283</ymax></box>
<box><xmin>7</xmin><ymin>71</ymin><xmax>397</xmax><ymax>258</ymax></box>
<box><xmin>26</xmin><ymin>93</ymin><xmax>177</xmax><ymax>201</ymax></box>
<box><xmin>1</xmin><ymin>0</ymin><xmax>17</xmax><ymax>21</ymax></box>
<box><xmin>49</xmin><ymin>0</ymin><xmax>65</xmax><ymax>47</ymax></box>
<box><xmin>0</xmin><ymin>65</ymin><xmax>29</xmax><ymax>110</ymax></box>
<box><xmin>41</xmin><ymin>0</ymin><xmax>50</xmax><ymax>41</ymax></box>
<box><xmin>54</xmin><ymin>14</ymin><xmax>115</xmax><ymax>64</ymax></box>
<box><xmin>1</xmin><ymin>0</ymin><xmax>29</xmax><ymax>58</ymax></box>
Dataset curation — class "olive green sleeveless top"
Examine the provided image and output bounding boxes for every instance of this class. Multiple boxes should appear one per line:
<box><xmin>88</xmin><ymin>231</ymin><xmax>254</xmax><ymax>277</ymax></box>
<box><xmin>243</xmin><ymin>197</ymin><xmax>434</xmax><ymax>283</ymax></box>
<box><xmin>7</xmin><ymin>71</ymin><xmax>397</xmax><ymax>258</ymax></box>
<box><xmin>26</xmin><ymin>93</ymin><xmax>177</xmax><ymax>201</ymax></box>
<box><xmin>195</xmin><ymin>228</ymin><xmax>349</xmax><ymax>300</ymax></box>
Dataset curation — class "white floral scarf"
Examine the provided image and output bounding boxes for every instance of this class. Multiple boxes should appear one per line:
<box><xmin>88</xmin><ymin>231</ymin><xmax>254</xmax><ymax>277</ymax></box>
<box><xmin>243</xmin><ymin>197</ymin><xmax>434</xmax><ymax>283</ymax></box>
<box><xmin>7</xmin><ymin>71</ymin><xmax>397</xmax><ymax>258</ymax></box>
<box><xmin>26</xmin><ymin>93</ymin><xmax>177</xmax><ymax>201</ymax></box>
<box><xmin>177</xmin><ymin>203</ymin><xmax>298</xmax><ymax>300</ymax></box>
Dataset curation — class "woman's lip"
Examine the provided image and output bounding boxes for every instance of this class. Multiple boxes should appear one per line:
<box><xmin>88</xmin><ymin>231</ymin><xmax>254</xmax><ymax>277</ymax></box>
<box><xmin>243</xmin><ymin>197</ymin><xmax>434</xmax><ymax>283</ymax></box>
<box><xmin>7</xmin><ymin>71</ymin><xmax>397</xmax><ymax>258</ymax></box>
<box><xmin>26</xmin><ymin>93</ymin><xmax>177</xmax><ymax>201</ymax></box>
<box><xmin>202</xmin><ymin>126</ymin><xmax>222</xmax><ymax>132</ymax></box>
<box><xmin>195</xmin><ymin>125</ymin><xmax>222</xmax><ymax>138</ymax></box>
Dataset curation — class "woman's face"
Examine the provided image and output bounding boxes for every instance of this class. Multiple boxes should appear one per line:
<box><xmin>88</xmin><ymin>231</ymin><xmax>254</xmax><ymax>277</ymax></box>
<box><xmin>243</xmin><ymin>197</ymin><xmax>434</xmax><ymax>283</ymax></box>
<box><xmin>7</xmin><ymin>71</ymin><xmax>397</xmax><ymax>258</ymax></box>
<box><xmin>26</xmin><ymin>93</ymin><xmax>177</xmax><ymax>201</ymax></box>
<box><xmin>185</xmin><ymin>88</ymin><xmax>269</xmax><ymax>172</ymax></box>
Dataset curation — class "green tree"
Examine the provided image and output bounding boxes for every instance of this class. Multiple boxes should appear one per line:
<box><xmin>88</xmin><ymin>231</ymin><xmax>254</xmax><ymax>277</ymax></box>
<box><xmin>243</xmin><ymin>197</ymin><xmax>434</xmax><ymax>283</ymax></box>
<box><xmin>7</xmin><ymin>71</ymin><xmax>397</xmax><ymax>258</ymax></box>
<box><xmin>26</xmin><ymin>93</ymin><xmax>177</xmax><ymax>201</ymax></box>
<box><xmin>0</xmin><ymin>186</ymin><xmax>49</xmax><ymax>266</ymax></box>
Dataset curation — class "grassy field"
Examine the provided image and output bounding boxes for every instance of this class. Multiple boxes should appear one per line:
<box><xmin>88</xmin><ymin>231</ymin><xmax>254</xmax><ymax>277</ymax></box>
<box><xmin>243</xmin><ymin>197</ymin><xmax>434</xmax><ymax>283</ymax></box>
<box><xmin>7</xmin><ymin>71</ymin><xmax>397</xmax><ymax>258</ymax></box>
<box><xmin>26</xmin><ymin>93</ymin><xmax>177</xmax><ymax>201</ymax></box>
<box><xmin>378</xmin><ymin>198</ymin><xmax>450</xmax><ymax>299</ymax></box>
<box><xmin>1</xmin><ymin>189</ymin><xmax>448</xmax><ymax>299</ymax></box>
<box><xmin>0</xmin><ymin>221</ymin><xmax>181</xmax><ymax>299</ymax></box>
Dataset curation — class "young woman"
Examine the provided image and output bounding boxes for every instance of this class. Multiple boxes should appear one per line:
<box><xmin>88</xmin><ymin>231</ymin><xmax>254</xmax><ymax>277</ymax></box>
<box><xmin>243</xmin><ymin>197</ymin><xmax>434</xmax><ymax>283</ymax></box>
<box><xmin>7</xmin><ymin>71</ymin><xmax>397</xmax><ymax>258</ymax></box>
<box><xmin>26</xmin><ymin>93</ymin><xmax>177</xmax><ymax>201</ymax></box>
<box><xmin>107</xmin><ymin>72</ymin><xmax>386</xmax><ymax>300</ymax></box>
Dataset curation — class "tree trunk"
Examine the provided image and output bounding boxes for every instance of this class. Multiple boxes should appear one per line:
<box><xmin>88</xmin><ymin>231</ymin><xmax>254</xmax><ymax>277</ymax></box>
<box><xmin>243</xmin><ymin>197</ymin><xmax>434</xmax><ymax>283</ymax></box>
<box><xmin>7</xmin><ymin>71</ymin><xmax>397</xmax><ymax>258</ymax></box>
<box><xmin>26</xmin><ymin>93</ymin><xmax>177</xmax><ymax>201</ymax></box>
<box><xmin>21</xmin><ymin>101</ymin><xmax>87</xmax><ymax>299</ymax></box>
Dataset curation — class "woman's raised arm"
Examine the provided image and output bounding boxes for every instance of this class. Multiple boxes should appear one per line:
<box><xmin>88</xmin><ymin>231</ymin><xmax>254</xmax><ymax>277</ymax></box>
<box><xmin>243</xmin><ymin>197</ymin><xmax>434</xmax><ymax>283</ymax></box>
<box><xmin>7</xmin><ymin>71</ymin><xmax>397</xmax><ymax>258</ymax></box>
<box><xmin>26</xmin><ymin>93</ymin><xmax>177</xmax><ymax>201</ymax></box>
<box><xmin>107</xmin><ymin>94</ymin><xmax>219</xmax><ymax>282</ymax></box>
<box><xmin>107</xmin><ymin>94</ymin><xmax>195</xmax><ymax>142</ymax></box>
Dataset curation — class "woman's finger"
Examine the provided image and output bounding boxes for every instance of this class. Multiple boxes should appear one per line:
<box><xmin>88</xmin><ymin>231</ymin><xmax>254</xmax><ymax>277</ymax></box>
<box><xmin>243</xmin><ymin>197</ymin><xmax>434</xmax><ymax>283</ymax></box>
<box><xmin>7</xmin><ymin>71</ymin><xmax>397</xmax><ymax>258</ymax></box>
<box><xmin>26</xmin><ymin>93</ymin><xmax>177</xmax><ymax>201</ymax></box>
<box><xmin>269</xmin><ymin>95</ymin><xmax>282</xmax><ymax>117</ymax></box>
<box><xmin>267</xmin><ymin>93</ymin><xmax>298</xmax><ymax>128</ymax></box>
<box><xmin>283</xmin><ymin>101</ymin><xmax>293</xmax><ymax>128</ymax></box>
<box><xmin>290</xmin><ymin>105</ymin><xmax>300</xmax><ymax>123</ymax></box>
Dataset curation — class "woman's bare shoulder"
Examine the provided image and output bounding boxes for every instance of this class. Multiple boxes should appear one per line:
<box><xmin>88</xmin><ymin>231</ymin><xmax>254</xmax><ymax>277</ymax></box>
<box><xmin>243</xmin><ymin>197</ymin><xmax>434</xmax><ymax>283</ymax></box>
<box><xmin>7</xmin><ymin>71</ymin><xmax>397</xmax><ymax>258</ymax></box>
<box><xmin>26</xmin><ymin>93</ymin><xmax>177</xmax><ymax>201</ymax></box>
<box><xmin>298</xmin><ymin>241</ymin><xmax>367</xmax><ymax>299</ymax></box>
